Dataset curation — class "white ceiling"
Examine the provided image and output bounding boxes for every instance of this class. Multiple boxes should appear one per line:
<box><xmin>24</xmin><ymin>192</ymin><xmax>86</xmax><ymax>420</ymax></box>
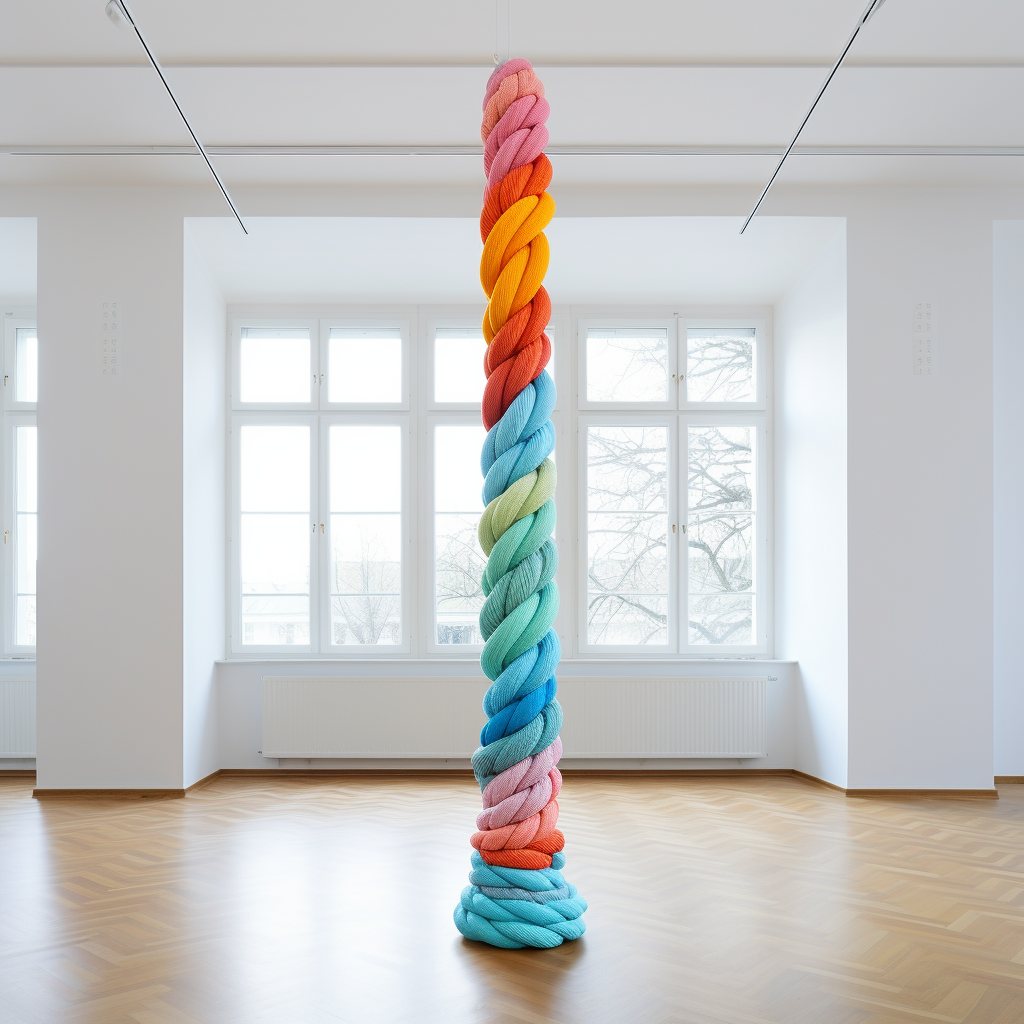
<box><xmin>187</xmin><ymin>215</ymin><xmax>844</xmax><ymax>305</ymax></box>
<box><xmin>3</xmin><ymin>0</ymin><xmax>1022</xmax><ymax>65</ymax></box>
<box><xmin>2</xmin><ymin>0</ymin><xmax>1022</xmax><ymax>187</ymax></box>
<box><xmin>0</xmin><ymin>219</ymin><xmax>36</xmax><ymax>304</ymax></box>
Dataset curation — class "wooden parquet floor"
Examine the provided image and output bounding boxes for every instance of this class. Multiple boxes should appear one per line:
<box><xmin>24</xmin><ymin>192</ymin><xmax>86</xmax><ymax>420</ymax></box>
<box><xmin>2</xmin><ymin>776</ymin><xmax>1024</xmax><ymax>1024</ymax></box>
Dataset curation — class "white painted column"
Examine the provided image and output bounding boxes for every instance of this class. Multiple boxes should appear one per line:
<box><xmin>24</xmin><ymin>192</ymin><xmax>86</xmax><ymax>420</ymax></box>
<box><xmin>36</xmin><ymin>191</ymin><xmax>185</xmax><ymax>790</ymax></box>
<box><xmin>846</xmin><ymin>196</ymin><xmax>994</xmax><ymax>790</ymax></box>
<box><xmin>775</xmin><ymin>225</ymin><xmax>849</xmax><ymax>788</ymax></box>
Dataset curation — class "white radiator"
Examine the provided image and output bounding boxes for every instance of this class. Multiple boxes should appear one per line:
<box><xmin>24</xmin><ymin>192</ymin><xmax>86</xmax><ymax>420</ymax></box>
<box><xmin>262</xmin><ymin>676</ymin><xmax>767</xmax><ymax>759</ymax></box>
<box><xmin>0</xmin><ymin>678</ymin><xmax>36</xmax><ymax>757</ymax></box>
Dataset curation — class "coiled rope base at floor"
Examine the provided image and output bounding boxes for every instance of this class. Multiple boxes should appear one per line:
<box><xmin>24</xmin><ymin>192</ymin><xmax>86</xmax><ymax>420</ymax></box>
<box><xmin>453</xmin><ymin>58</ymin><xmax>587</xmax><ymax>949</ymax></box>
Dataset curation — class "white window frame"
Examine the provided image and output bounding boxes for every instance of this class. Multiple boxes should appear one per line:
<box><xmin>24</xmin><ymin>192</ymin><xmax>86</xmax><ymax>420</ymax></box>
<box><xmin>225</xmin><ymin>305</ymin><xmax>772</xmax><ymax>662</ymax></box>
<box><xmin>420</xmin><ymin>308</ymin><xmax>564</xmax><ymax>652</ymax></box>
<box><xmin>2</xmin><ymin>314</ymin><xmax>37</xmax><ymax>657</ymax></box>
<box><xmin>575</xmin><ymin>310</ymin><xmax>772</xmax><ymax>658</ymax></box>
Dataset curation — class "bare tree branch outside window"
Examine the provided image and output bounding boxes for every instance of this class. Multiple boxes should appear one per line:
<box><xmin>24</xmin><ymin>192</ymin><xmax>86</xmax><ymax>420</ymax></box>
<box><xmin>332</xmin><ymin>522</ymin><xmax>401</xmax><ymax>645</ymax></box>
<box><xmin>686</xmin><ymin>329</ymin><xmax>756</xmax><ymax>403</ymax></box>
<box><xmin>586</xmin><ymin>425</ymin><xmax>669</xmax><ymax>645</ymax></box>
<box><xmin>688</xmin><ymin>425</ymin><xmax>755</xmax><ymax>644</ymax></box>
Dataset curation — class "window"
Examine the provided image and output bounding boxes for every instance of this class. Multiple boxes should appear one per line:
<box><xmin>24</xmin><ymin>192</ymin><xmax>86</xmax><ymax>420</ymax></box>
<box><xmin>229</xmin><ymin>310</ymin><xmax>767</xmax><ymax>659</ymax></box>
<box><xmin>230</xmin><ymin>318</ymin><xmax>410</xmax><ymax>654</ymax></box>
<box><xmin>579</xmin><ymin>318</ymin><xmax>768</xmax><ymax>654</ymax></box>
<box><xmin>239</xmin><ymin>422</ymin><xmax>312</xmax><ymax>647</ymax></box>
<box><xmin>3</xmin><ymin>317</ymin><xmax>37</xmax><ymax>654</ymax></box>
<box><xmin>433</xmin><ymin>423</ymin><xmax>487</xmax><ymax>645</ymax></box>
<box><xmin>585</xmin><ymin>422</ymin><xmax>671</xmax><ymax>645</ymax></box>
<box><xmin>329</xmin><ymin>423</ymin><xmax>402</xmax><ymax>645</ymax></box>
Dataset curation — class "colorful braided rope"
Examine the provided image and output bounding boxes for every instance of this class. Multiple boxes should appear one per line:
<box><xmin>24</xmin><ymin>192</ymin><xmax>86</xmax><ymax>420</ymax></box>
<box><xmin>453</xmin><ymin>59</ymin><xmax>587</xmax><ymax>950</ymax></box>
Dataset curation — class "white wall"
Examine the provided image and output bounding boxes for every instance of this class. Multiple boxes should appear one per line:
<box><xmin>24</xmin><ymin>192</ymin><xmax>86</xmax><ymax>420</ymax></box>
<box><xmin>775</xmin><ymin>225</ymin><xmax>849</xmax><ymax>788</ymax></box>
<box><xmin>183</xmin><ymin>225</ymin><xmax>226</xmax><ymax>788</ymax></box>
<box><xmin>0</xmin><ymin>181</ymin><xmax>1013</xmax><ymax>790</ymax></box>
<box><xmin>35</xmin><ymin>189</ymin><xmax>186</xmax><ymax>789</ymax></box>
<box><xmin>993</xmin><ymin>221</ymin><xmax>1024</xmax><ymax>777</ymax></box>
<box><xmin>216</xmin><ymin>658</ymin><xmax>799</xmax><ymax>771</ymax></box>
<box><xmin>846</xmin><ymin>194</ymin><xmax>994</xmax><ymax>790</ymax></box>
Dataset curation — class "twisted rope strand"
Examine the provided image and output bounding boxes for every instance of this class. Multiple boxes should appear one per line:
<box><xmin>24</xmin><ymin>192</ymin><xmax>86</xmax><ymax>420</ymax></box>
<box><xmin>454</xmin><ymin>58</ymin><xmax>586</xmax><ymax>949</ymax></box>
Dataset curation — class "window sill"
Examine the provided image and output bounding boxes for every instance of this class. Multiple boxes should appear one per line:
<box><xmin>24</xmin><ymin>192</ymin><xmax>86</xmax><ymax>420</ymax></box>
<box><xmin>0</xmin><ymin>658</ymin><xmax>35</xmax><ymax>676</ymax></box>
<box><xmin>216</xmin><ymin>657</ymin><xmax>797</xmax><ymax>667</ymax></box>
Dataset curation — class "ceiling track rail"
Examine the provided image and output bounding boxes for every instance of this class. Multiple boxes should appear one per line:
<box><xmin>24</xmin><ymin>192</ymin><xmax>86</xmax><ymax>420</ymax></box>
<box><xmin>4</xmin><ymin>61</ymin><xmax>1024</xmax><ymax>70</ymax></box>
<box><xmin>3</xmin><ymin>144</ymin><xmax>1023</xmax><ymax>158</ymax></box>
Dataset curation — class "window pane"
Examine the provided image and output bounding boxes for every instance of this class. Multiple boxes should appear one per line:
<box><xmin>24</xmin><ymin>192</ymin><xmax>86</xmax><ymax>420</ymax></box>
<box><xmin>435</xmin><ymin>425</ymin><xmax>486</xmax><ymax>512</ymax></box>
<box><xmin>588</xmin><ymin>425</ymin><xmax>667</xmax><ymax>512</ymax></box>
<box><xmin>435</xmin><ymin>425</ymin><xmax>486</xmax><ymax>645</ymax></box>
<box><xmin>687</xmin><ymin>426</ymin><xmax>754</xmax><ymax>512</ymax></box>
<box><xmin>240</xmin><ymin>327</ymin><xmax>310</xmax><ymax>403</ymax></box>
<box><xmin>686</xmin><ymin>328</ymin><xmax>756</xmax><ymax>403</ymax></box>
<box><xmin>688</xmin><ymin>425</ymin><xmax>756</xmax><ymax>646</ymax></box>
<box><xmin>15</xmin><ymin>426</ymin><xmax>36</xmax><ymax>646</ymax></box>
<box><xmin>689</xmin><ymin>514</ymin><xmax>753</xmax><ymax>594</ymax></box>
<box><xmin>329</xmin><ymin>328</ymin><xmax>401</xmax><ymax>404</ymax></box>
<box><xmin>15</xmin><ymin>328</ymin><xmax>37</xmax><ymax>403</ymax></box>
<box><xmin>586</xmin><ymin>425</ymin><xmax>669</xmax><ymax>646</ymax></box>
<box><xmin>330</xmin><ymin>425</ymin><xmax>400</xmax><ymax>512</ymax></box>
<box><xmin>330</xmin><ymin>425</ymin><xmax>402</xmax><ymax>646</ymax></box>
<box><xmin>588</xmin><ymin>594</ymin><xmax>668</xmax><ymax>646</ymax></box>
<box><xmin>242</xmin><ymin>596</ymin><xmax>309</xmax><ymax>647</ymax></box>
<box><xmin>241</xmin><ymin>425</ymin><xmax>309</xmax><ymax>512</ymax></box>
<box><xmin>435</xmin><ymin>330</ymin><xmax>486</xmax><ymax>404</ymax></box>
<box><xmin>689</xmin><ymin>595</ymin><xmax>753</xmax><ymax>646</ymax></box>
<box><xmin>240</xmin><ymin>425</ymin><xmax>310</xmax><ymax>645</ymax></box>
<box><xmin>15</xmin><ymin>425</ymin><xmax>36</xmax><ymax>514</ymax></box>
<box><xmin>16</xmin><ymin>514</ymin><xmax>36</xmax><ymax>596</ymax></box>
<box><xmin>586</xmin><ymin>328</ymin><xmax>668</xmax><ymax>403</ymax></box>
<box><xmin>332</xmin><ymin>595</ymin><xmax>400</xmax><ymax>646</ymax></box>
<box><xmin>241</xmin><ymin>514</ymin><xmax>309</xmax><ymax>595</ymax></box>
<box><xmin>332</xmin><ymin>514</ymin><xmax>401</xmax><ymax>593</ymax></box>
<box><xmin>588</xmin><ymin>512</ymin><xmax>668</xmax><ymax>594</ymax></box>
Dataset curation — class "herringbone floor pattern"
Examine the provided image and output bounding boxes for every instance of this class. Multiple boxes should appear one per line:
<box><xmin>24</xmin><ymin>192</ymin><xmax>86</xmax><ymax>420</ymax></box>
<box><xmin>2</xmin><ymin>775</ymin><xmax>1024</xmax><ymax>1024</ymax></box>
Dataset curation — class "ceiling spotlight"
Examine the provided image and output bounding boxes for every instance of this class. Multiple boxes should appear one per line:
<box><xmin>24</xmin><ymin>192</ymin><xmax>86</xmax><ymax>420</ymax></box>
<box><xmin>104</xmin><ymin>0</ymin><xmax>128</xmax><ymax>27</ymax></box>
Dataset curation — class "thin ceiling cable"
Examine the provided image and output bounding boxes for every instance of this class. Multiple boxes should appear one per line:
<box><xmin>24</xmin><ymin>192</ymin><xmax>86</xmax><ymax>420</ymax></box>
<box><xmin>105</xmin><ymin>0</ymin><xmax>247</xmax><ymax>233</ymax></box>
<box><xmin>494</xmin><ymin>0</ymin><xmax>510</xmax><ymax>65</ymax></box>
<box><xmin>740</xmin><ymin>0</ymin><xmax>890</xmax><ymax>234</ymax></box>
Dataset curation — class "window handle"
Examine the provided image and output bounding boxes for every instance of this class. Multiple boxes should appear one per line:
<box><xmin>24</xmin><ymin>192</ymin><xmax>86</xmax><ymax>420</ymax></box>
<box><xmin>3</xmin><ymin>530</ymin><xmax>8</xmax><ymax>544</ymax></box>
<box><xmin>320</xmin><ymin>523</ymin><xmax>325</xmax><ymax>534</ymax></box>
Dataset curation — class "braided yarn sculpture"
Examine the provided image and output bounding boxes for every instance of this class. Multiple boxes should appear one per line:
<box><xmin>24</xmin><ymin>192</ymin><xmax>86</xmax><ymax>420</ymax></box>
<box><xmin>453</xmin><ymin>59</ymin><xmax>587</xmax><ymax>949</ymax></box>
